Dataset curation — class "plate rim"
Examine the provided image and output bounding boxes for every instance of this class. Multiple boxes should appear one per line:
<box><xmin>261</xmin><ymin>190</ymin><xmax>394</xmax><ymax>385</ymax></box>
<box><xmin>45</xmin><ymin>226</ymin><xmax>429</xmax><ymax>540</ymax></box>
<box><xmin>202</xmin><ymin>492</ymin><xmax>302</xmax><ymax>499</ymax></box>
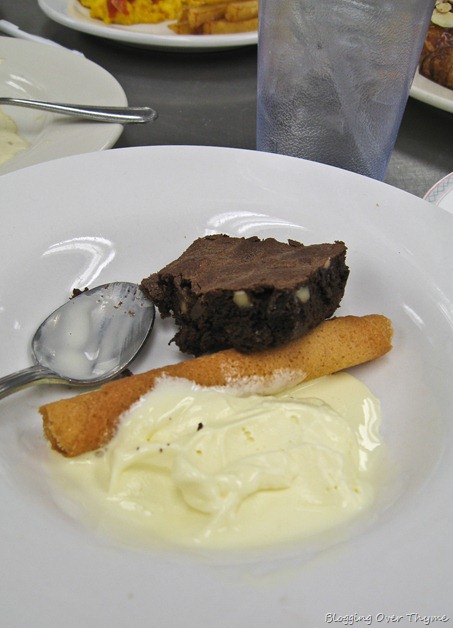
<box><xmin>409</xmin><ymin>68</ymin><xmax>453</xmax><ymax>114</ymax></box>
<box><xmin>424</xmin><ymin>170</ymin><xmax>453</xmax><ymax>208</ymax></box>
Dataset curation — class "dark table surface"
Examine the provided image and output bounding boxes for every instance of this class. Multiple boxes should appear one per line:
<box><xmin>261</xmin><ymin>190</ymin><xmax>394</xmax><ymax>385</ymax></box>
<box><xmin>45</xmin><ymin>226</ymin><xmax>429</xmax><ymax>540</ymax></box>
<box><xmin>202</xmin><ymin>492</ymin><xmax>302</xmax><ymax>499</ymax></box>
<box><xmin>2</xmin><ymin>0</ymin><xmax>452</xmax><ymax>198</ymax></box>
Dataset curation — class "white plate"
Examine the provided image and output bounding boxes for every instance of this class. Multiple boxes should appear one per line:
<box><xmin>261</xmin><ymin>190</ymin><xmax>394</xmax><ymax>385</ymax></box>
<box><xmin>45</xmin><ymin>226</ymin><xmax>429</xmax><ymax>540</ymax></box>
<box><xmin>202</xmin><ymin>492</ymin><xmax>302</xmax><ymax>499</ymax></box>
<box><xmin>0</xmin><ymin>146</ymin><xmax>451</xmax><ymax>626</ymax></box>
<box><xmin>424</xmin><ymin>171</ymin><xmax>453</xmax><ymax>214</ymax></box>
<box><xmin>0</xmin><ymin>36</ymin><xmax>126</xmax><ymax>175</ymax></box>
<box><xmin>38</xmin><ymin>0</ymin><xmax>258</xmax><ymax>51</ymax></box>
<box><xmin>410</xmin><ymin>69</ymin><xmax>453</xmax><ymax>114</ymax></box>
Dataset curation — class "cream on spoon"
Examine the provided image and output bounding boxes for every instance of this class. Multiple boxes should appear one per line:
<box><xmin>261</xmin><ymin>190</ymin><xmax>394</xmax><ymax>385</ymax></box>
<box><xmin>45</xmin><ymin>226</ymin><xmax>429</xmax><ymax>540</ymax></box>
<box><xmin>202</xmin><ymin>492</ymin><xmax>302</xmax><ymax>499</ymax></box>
<box><xmin>0</xmin><ymin>282</ymin><xmax>155</xmax><ymax>399</ymax></box>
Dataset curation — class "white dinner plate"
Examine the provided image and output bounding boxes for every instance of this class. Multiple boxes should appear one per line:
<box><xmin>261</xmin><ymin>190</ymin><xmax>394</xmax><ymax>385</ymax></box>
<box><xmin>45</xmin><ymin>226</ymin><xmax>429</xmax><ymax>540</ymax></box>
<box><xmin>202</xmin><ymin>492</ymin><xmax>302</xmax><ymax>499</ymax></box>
<box><xmin>38</xmin><ymin>0</ymin><xmax>258</xmax><ymax>51</ymax></box>
<box><xmin>424</xmin><ymin>171</ymin><xmax>453</xmax><ymax>214</ymax></box>
<box><xmin>0</xmin><ymin>146</ymin><xmax>451</xmax><ymax>626</ymax></box>
<box><xmin>410</xmin><ymin>68</ymin><xmax>453</xmax><ymax>114</ymax></box>
<box><xmin>0</xmin><ymin>36</ymin><xmax>126</xmax><ymax>175</ymax></box>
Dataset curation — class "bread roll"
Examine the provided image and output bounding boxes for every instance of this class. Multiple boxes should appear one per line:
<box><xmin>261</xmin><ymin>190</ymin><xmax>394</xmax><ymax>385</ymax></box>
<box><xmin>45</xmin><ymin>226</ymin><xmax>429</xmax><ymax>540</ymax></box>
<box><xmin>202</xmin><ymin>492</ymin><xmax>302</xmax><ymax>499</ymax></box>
<box><xmin>40</xmin><ymin>314</ymin><xmax>393</xmax><ymax>457</ymax></box>
<box><xmin>420</xmin><ymin>23</ymin><xmax>453</xmax><ymax>89</ymax></box>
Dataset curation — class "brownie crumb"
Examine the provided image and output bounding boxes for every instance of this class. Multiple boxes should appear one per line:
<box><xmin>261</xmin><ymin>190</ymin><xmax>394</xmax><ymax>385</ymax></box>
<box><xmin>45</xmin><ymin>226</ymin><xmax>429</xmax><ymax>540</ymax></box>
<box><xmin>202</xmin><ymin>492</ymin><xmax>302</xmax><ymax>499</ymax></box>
<box><xmin>71</xmin><ymin>287</ymin><xmax>89</xmax><ymax>298</ymax></box>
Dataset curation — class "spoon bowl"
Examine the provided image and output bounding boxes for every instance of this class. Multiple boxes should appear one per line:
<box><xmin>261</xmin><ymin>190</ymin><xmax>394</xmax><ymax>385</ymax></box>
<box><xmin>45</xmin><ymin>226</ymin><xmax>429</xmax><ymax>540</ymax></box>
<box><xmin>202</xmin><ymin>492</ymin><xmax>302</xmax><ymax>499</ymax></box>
<box><xmin>0</xmin><ymin>282</ymin><xmax>155</xmax><ymax>400</ymax></box>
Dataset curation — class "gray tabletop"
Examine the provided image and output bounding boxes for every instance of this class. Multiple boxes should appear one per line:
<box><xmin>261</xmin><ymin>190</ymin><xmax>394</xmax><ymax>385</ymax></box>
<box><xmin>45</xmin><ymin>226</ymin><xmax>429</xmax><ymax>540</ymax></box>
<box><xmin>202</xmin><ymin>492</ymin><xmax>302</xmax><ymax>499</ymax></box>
<box><xmin>2</xmin><ymin>0</ymin><xmax>452</xmax><ymax>198</ymax></box>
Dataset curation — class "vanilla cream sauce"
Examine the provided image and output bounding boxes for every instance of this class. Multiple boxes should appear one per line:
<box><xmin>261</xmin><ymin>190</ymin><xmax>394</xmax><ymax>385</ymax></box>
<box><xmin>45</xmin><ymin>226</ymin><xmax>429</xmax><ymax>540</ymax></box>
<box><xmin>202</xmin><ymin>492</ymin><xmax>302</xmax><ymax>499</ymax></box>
<box><xmin>0</xmin><ymin>108</ymin><xmax>28</xmax><ymax>166</ymax></box>
<box><xmin>47</xmin><ymin>372</ymin><xmax>383</xmax><ymax>550</ymax></box>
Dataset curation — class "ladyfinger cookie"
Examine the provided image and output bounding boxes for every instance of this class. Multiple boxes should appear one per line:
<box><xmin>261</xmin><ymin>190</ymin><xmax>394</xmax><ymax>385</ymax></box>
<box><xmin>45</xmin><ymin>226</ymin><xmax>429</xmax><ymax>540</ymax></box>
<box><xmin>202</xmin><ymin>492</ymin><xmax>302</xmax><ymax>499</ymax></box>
<box><xmin>40</xmin><ymin>314</ymin><xmax>393</xmax><ymax>457</ymax></box>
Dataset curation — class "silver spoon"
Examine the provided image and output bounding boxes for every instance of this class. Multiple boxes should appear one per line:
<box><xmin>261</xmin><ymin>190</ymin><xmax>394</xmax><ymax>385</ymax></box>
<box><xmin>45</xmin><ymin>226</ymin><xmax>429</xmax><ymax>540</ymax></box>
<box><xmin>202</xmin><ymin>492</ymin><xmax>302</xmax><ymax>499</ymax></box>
<box><xmin>0</xmin><ymin>97</ymin><xmax>157</xmax><ymax>124</ymax></box>
<box><xmin>0</xmin><ymin>282</ymin><xmax>155</xmax><ymax>400</ymax></box>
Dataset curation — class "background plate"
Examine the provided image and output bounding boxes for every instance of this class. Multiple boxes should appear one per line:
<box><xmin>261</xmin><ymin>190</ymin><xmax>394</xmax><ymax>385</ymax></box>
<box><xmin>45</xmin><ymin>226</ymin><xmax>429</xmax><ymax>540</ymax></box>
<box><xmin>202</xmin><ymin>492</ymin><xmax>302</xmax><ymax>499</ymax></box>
<box><xmin>0</xmin><ymin>146</ymin><xmax>451</xmax><ymax>627</ymax></box>
<box><xmin>0</xmin><ymin>36</ymin><xmax>126</xmax><ymax>175</ymax></box>
<box><xmin>410</xmin><ymin>69</ymin><xmax>453</xmax><ymax>114</ymax></box>
<box><xmin>38</xmin><ymin>0</ymin><xmax>258</xmax><ymax>51</ymax></box>
<box><xmin>424</xmin><ymin>171</ymin><xmax>453</xmax><ymax>213</ymax></box>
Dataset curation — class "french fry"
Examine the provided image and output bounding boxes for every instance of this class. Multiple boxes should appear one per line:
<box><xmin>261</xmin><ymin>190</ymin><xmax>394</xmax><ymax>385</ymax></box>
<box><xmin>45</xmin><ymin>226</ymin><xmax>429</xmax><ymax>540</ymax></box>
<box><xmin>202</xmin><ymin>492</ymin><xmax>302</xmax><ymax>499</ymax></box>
<box><xmin>202</xmin><ymin>16</ymin><xmax>258</xmax><ymax>34</ymax></box>
<box><xmin>185</xmin><ymin>0</ymin><xmax>228</xmax><ymax>5</ymax></box>
<box><xmin>168</xmin><ymin>21</ymin><xmax>198</xmax><ymax>34</ymax></box>
<box><xmin>170</xmin><ymin>0</ymin><xmax>259</xmax><ymax>36</ymax></box>
<box><xmin>187</xmin><ymin>4</ymin><xmax>228</xmax><ymax>29</ymax></box>
<box><xmin>225</xmin><ymin>0</ymin><xmax>258</xmax><ymax>22</ymax></box>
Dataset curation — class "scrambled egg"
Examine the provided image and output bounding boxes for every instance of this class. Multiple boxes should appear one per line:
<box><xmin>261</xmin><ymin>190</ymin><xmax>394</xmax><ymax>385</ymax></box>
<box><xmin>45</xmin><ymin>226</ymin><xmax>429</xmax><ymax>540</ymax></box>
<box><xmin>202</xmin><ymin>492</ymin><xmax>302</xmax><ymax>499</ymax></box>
<box><xmin>79</xmin><ymin>0</ymin><xmax>183</xmax><ymax>25</ymax></box>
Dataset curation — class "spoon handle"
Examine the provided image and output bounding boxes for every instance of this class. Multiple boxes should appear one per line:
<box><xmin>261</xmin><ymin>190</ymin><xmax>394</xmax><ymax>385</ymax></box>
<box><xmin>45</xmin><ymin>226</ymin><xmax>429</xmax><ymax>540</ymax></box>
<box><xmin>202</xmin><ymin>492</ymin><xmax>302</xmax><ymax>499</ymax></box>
<box><xmin>0</xmin><ymin>97</ymin><xmax>157</xmax><ymax>124</ymax></box>
<box><xmin>0</xmin><ymin>365</ymin><xmax>61</xmax><ymax>400</ymax></box>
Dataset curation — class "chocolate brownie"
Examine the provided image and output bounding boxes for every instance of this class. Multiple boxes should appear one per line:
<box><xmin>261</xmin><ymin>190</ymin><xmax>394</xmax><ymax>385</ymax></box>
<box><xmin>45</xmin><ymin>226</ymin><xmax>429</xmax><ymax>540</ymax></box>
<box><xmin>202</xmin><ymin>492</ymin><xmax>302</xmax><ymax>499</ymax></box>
<box><xmin>141</xmin><ymin>235</ymin><xmax>349</xmax><ymax>355</ymax></box>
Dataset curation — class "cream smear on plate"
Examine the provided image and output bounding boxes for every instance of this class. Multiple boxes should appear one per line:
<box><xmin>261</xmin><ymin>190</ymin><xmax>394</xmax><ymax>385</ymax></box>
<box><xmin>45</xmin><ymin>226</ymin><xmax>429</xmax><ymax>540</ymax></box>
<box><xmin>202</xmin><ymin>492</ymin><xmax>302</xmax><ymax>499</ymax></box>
<box><xmin>0</xmin><ymin>108</ymin><xmax>28</xmax><ymax>166</ymax></box>
<box><xmin>47</xmin><ymin>372</ymin><xmax>384</xmax><ymax>550</ymax></box>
